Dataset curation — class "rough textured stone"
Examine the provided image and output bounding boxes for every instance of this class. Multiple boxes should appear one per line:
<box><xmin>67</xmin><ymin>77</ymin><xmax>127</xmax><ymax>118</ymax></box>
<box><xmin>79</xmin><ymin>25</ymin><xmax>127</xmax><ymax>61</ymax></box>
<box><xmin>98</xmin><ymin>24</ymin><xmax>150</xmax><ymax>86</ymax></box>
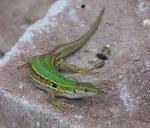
<box><xmin>0</xmin><ymin>0</ymin><xmax>55</xmax><ymax>52</ymax></box>
<box><xmin>0</xmin><ymin>0</ymin><xmax>150</xmax><ymax>128</ymax></box>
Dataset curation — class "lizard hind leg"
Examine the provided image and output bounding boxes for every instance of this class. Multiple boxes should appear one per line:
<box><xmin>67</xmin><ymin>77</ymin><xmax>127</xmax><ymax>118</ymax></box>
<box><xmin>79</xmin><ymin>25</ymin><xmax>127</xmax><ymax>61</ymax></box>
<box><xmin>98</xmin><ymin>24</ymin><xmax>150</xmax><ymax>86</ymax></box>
<box><xmin>17</xmin><ymin>54</ymin><xmax>32</xmax><ymax>69</ymax></box>
<box><xmin>56</xmin><ymin>59</ymin><xmax>92</xmax><ymax>75</ymax></box>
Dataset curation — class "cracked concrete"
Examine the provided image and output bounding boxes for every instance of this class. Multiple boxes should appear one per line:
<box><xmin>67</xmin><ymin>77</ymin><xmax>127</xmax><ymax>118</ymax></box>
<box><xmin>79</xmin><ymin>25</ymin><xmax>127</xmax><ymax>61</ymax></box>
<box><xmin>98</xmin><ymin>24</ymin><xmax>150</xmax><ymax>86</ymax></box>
<box><xmin>0</xmin><ymin>0</ymin><xmax>150</xmax><ymax>128</ymax></box>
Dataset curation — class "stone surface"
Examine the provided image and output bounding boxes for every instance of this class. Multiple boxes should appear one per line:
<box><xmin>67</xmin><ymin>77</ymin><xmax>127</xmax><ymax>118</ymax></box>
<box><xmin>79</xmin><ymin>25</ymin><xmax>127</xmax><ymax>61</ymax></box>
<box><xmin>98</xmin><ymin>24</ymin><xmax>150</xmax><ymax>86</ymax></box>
<box><xmin>0</xmin><ymin>0</ymin><xmax>55</xmax><ymax>52</ymax></box>
<box><xmin>0</xmin><ymin>0</ymin><xmax>150</xmax><ymax>128</ymax></box>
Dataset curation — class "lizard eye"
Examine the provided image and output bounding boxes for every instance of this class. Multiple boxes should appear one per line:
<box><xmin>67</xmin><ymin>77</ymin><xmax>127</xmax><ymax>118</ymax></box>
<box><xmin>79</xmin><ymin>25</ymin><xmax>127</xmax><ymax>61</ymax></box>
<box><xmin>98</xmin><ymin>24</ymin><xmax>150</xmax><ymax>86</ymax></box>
<box><xmin>84</xmin><ymin>89</ymin><xmax>88</xmax><ymax>92</ymax></box>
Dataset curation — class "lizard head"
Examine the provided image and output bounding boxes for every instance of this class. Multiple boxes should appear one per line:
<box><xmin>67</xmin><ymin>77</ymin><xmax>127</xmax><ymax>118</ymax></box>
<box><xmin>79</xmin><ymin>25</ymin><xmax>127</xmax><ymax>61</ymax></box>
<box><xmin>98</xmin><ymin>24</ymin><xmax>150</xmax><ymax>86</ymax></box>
<box><xmin>73</xmin><ymin>82</ymin><xmax>100</xmax><ymax>98</ymax></box>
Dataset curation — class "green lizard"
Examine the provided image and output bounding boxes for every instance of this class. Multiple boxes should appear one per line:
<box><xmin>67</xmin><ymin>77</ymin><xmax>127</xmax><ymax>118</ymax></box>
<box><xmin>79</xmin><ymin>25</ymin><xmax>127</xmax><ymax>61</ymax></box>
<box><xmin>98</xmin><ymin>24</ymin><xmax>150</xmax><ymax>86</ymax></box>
<box><xmin>22</xmin><ymin>8</ymin><xmax>109</xmax><ymax>108</ymax></box>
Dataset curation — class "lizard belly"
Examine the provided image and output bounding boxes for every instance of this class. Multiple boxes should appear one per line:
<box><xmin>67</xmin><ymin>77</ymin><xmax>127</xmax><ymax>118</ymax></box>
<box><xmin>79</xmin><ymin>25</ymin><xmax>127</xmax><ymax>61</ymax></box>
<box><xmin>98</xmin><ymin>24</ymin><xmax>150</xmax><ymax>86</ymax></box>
<box><xmin>61</xmin><ymin>93</ymin><xmax>90</xmax><ymax>99</ymax></box>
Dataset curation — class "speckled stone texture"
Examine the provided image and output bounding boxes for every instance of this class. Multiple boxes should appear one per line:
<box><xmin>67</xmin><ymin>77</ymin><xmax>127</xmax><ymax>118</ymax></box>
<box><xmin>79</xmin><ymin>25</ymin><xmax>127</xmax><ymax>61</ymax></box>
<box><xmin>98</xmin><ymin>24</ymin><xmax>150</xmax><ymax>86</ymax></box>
<box><xmin>0</xmin><ymin>0</ymin><xmax>150</xmax><ymax>128</ymax></box>
<box><xmin>0</xmin><ymin>0</ymin><xmax>55</xmax><ymax>52</ymax></box>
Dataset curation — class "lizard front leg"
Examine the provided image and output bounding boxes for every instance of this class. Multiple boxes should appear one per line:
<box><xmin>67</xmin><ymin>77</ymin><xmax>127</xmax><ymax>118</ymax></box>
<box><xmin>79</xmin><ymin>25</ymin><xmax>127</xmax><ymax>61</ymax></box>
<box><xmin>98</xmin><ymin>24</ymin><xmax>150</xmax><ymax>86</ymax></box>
<box><xmin>48</xmin><ymin>89</ymin><xmax>64</xmax><ymax>111</ymax></box>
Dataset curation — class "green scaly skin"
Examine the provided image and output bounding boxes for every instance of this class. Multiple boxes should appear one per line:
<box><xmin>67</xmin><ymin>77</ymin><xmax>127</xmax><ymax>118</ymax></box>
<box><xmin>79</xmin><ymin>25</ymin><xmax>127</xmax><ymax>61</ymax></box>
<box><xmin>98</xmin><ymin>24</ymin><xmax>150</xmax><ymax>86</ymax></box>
<box><xmin>27</xmin><ymin>8</ymin><xmax>105</xmax><ymax>108</ymax></box>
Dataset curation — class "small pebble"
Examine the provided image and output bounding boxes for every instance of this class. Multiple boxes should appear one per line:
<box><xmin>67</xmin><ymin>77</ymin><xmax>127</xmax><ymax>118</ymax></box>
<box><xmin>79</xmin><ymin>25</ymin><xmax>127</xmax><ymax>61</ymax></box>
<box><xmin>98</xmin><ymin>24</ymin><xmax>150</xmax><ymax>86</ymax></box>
<box><xmin>143</xmin><ymin>19</ymin><xmax>150</xmax><ymax>26</ymax></box>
